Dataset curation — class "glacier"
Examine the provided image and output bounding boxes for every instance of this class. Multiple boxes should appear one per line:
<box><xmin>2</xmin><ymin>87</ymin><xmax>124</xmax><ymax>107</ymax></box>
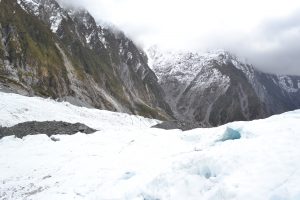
<box><xmin>0</xmin><ymin>92</ymin><xmax>300</xmax><ymax>200</ymax></box>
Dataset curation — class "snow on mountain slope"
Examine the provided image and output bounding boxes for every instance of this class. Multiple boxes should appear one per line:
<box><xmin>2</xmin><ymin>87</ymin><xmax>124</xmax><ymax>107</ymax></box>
<box><xmin>148</xmin><ymin>48</ymin><xmax>230</xmax><ymax>82</ymax></box>
<box><xmin>17</xmin><ymin>0</ymin><xmax>67</xmax><ymax>32</ymax></box>
<box><xmin>148</xmin><ymin>48</ymin><xmax>263</xmax><ymax>126</ymax></box>
<box><xmin>148</xmin><ymin>47</ymin><xmax>300</xmax><ymax>126</ymax></box>
<box><xmin>1</xmin><ymin>0</ymin><xmax>172</xmax><ymax>119</ymax></box>
<box><xmin>148</xmin><ymin>47</ymin><xmax>300</xmax><ymax>94</ymax></box>
<box><xmin>1</xmin><ymin>92</ymin><xmax>300</xmax><ymax>199</ymax></box>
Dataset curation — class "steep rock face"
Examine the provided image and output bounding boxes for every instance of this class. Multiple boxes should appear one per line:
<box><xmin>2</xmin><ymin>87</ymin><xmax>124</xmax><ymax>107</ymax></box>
<box><xmin>0</xmin><ymin>0</ymin><xmax>172</xmax><ymax>119</ymax></box>
<box><xmin>148</xmin><ymin>48</ymin><xmax>300</xmax><ymax>126</ymax></box>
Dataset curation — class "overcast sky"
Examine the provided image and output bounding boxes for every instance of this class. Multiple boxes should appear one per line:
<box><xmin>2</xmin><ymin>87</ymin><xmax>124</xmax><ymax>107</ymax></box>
<box><xmin>61</xmin><ymin>0</ymin><xmax>300</xmax><ymax>75</ymax></box>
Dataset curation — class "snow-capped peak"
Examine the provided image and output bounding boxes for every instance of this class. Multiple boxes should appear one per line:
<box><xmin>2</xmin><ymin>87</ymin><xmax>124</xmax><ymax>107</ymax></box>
<box><xmin>147</xmin><ymin>46</ymin><xmax>300</xmax><ymax>125</ymax></box>
<box><xmin>147</xmin><ymin>47</ymin><xmax>238</xmax><ymax>82</ymax></box>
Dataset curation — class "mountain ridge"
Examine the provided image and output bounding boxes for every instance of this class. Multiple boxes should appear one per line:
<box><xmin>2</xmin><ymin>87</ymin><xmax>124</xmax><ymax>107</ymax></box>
<box><xmin>148</xmin><ymin>47</ymin><xmax>300</xmax><ymax>126</ymax></box>
<box><xmin>1</xmin><ymin>0</ymin><xmax>300</xmax><ymax>126</ymax></box>
<box><xmin>0</xmin><ymin>0</ymin><xmax>173</xmax><ymax>120</ymax></box>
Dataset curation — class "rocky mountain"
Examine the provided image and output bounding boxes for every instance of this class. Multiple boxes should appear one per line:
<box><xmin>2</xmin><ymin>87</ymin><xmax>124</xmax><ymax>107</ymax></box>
<box><xmin>148</xmin><ymin>47</ymin><xmax>300</xmax><ymax>127</ymax></box>
<box><xmin>1</xmin><ymin>0</ymin><xmax>300</xmax><ymax>126</ymax></box>
<box><xmin>0</xmin><ymin>0</ymin><xmax>172</xmax><ymax>120</ymax></box>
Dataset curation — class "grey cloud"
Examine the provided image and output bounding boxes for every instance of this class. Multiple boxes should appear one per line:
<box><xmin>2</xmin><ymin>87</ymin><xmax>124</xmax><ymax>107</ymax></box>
<box><xmin>59</xmin><ymin>0</ymin><xmax>300</xmax><ymax>76</ymax></box>
<box><xmin>231</xmin><ymin>11</ymin><xmax>300</xmax><ymax>75</ymax></box>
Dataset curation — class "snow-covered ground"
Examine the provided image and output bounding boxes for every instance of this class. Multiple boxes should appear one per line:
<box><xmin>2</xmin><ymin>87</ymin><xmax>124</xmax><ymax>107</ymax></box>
<box><xmin>0</xmin><ymin>92</ymin><xmax>300</xmax><ymax>200</ymax></box>
<box><xmin>0</xmin><ymin>92</ymin><xmax>158</xmax><ymax>131</ymax></box>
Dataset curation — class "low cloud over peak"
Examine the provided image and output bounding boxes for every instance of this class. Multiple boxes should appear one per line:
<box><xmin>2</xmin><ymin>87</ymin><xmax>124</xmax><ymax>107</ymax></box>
<box><xmin>60</xmin><ymin>0</ymin><xmax>300</xmax><ymax>75</ymax></box>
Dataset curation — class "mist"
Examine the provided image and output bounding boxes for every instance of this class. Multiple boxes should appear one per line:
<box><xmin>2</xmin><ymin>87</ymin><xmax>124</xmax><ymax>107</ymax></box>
<box><xmin>59</xmin><ymin>0</ymin><xmax>300</xmax><ymax>75</ymax></box>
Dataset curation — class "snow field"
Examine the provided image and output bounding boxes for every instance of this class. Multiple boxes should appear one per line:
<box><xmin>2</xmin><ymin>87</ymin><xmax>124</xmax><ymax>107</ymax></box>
<box><xmin>0</xmin><ymin>92</ymin><xmax>300</xmax><ymax>200</ymax></box>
